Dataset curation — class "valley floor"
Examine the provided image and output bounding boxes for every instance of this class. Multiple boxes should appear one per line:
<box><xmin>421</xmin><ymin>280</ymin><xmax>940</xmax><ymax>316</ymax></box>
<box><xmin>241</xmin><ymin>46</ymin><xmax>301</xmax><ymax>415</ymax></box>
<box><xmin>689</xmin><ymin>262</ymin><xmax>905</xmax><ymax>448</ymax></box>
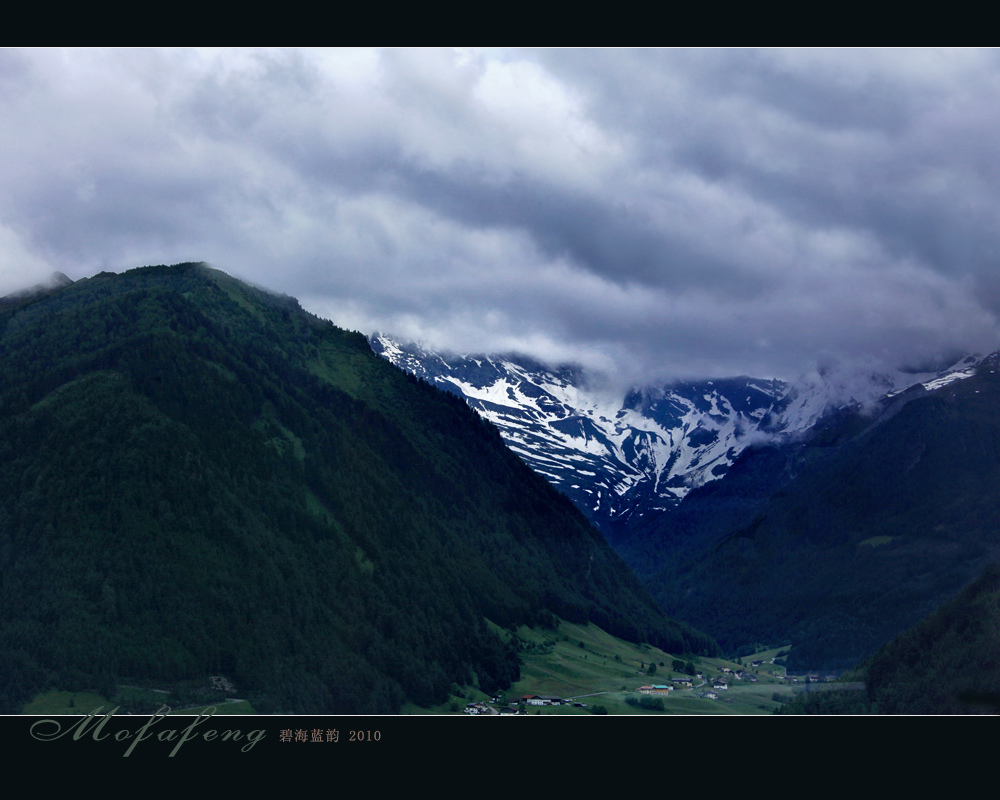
<box><xmin>405</xmin><ymin>620</ymin><xmax>829</xmax><ymax>715</ymax></box>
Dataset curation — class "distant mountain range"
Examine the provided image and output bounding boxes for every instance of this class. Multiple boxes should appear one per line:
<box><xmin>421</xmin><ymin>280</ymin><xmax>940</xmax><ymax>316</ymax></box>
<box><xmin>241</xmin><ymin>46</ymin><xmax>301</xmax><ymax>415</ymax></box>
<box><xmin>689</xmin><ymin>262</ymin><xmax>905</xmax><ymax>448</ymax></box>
<box><xmin>371</xmin><ymin>334</ymin><xmax>981</xmax><ymax>533</ymax></box>
<box><xmin>372</xmin><ymin>334</ymin><xmax>1000</xmax><ymax>674</ymax></box>
<box><xmin>612</xmin><ymin>351</ymin><xmax>1000</xmax><ymax>672</ymax></box>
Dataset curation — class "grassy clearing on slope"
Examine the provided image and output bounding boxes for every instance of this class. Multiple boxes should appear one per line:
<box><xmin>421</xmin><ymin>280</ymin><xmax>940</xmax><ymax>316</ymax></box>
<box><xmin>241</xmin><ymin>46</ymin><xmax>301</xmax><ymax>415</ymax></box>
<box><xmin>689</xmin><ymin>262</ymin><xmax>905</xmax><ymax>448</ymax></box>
<box><xmin>21</xmin><ymin>686</ymin><xmax>256</xmax><ymax>715</ymax></box>
<box><xmin>21</xmin><ymin>689</ymin><xmax>114</xmax><ymax>715</ymax></box>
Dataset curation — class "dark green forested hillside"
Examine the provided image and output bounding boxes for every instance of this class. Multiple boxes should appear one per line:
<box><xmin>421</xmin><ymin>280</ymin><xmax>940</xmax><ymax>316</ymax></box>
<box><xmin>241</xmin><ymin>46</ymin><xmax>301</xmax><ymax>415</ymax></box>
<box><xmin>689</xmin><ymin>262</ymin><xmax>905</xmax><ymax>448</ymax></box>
<box><xmin>0</xmin><ymin>263</ymin><xmax>714</xmax><ymax>713</ymax></box>
<box><xmin>858</xmin><ymin>562</ymin><xmax>1000</xmax><ymax>713</ymax></box>
<box><xmin>780</xmin><ymin>562</ymin><xmax>1000</xmax><ymax>714</ymax></box>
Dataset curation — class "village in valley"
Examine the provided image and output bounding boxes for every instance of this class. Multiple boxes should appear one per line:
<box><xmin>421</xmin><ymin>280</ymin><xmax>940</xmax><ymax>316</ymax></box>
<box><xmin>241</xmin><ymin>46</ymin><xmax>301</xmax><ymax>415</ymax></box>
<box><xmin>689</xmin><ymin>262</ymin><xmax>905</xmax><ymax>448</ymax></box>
<box><xmin>408</xmin><ymin>619</ymin><xmax>850</xmax><ymax>716</ymax></box>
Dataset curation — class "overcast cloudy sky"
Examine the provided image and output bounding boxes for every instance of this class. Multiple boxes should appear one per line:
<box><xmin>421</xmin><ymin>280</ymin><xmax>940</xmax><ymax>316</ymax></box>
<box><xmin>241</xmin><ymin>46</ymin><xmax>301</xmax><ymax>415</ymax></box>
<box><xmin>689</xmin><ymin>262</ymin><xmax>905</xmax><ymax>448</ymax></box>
<box><xmin>2</xmin><ymin>48</ymin><xmax>999</xmax><ymax>385</ymax></box>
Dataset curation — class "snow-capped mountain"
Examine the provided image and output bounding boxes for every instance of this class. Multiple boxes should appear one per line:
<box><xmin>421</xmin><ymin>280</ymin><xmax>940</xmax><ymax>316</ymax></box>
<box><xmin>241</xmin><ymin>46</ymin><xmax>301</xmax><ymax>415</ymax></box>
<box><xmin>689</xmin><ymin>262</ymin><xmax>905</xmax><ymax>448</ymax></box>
<box><xmin>370</xmin><ymin>334</ymin><xmax>982</xmax><ymax>530</ymax></box>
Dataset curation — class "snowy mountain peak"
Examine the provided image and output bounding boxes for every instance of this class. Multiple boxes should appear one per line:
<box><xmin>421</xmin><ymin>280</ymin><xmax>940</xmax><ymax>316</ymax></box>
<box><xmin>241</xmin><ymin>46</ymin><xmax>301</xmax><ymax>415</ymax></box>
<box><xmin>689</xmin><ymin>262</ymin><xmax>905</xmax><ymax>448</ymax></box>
<box><xmin>370</xmin><ymin>335</ymin><xmax>987</xmax><ymax>530</ymax></box>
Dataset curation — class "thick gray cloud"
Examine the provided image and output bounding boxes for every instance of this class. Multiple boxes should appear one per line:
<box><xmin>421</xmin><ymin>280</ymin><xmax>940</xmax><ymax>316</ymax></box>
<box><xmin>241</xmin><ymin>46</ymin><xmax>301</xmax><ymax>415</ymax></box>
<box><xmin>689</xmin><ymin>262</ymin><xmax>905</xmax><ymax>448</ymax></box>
<box><xmin>1</xmin><ymin>48</ymin><xmax>998</xmax><ymax>384</ymax></box>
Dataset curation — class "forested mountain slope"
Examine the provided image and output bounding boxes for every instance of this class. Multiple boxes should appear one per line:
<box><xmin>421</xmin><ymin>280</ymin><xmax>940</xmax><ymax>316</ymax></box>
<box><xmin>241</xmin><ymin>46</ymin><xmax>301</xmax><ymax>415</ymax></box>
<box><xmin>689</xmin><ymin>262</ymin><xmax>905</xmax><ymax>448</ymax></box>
<box><xmin>781</xmin><ymin>562</ymin><xmax>1000</xmax><ymax>714</ymax></box>
<box><xmin>858</xmin><ymin>562</ymin><xmax>1000</xmax><ymax>713</ymax></box>
<box><xmin>0</xmin><ymin>263</ymin><xmax>715</xmax><ymax>713</ymax></box>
